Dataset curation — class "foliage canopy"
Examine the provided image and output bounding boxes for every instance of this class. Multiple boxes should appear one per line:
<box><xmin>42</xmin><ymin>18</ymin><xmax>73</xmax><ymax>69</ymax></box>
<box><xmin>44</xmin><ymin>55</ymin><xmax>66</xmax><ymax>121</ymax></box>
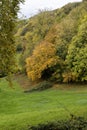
<box><xmin>15</xmin><ymin>1</ymin><xmax>87</xmax><ymax>83</ymax></box>
<box><xmin>0</xmin><ymin>0</ymin><xmax>24</xmax><ymax>79</ymax></box>
<box><xmin>26</xmin><ymin>42</ymin><xmax>59</xmax><ymax>80</ymax></box>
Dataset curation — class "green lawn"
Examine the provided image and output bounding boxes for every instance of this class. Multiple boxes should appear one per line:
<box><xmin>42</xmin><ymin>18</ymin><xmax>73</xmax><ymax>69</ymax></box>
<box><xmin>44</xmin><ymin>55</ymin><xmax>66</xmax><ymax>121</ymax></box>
<box><xmin>0</xmin><ymin>78</ymin><xmax>87</xmax><ymax>130</ymax></box>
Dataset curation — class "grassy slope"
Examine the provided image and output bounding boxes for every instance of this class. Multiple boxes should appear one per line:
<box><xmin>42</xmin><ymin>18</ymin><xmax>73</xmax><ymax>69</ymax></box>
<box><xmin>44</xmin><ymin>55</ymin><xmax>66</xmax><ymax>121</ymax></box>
<box><xmin>0</xmin><ymin>79</ymin><xmax>87</xmax><ymax>130</ymax></box>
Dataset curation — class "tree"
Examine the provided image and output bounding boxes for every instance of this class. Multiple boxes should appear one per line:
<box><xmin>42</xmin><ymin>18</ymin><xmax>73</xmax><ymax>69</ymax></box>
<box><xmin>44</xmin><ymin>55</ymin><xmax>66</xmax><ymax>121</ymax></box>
<box><xmin>0</xmin><ymin>0</ymin><xmax>24</xmax><ymax>86</ymax></box>
<box><xmin>66</xmin><ymin>15</ymin><xmax>87</xmax><ymax>82</ymax></box>
<box><xmin>26</xmin><ymin>41</ymin><xmax>59</xmax><ymax>81</ymax></box>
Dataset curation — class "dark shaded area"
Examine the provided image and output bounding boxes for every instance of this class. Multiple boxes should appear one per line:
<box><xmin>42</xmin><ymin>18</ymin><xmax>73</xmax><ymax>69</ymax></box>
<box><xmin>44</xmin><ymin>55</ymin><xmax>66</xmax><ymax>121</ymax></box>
<box><xmin>41</xmin><ymin>68</ymin><xmax>54</xmax><ymax>80</ymax></box>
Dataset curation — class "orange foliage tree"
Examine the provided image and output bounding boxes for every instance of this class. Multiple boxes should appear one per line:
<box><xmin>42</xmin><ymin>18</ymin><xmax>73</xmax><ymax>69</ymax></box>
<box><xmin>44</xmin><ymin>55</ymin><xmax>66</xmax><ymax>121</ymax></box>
<box><xmin>26</xmin><ymin>41</ymin><xmax>59</xmax><ymax>81</ymax></box>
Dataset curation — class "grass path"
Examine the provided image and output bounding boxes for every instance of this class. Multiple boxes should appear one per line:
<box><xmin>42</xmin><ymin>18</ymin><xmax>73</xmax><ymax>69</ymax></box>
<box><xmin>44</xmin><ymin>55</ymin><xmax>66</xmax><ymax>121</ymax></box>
<box><xmin>0</xmin><ymin>78</ymin><xmax>87</xmax><ymax>130</ymax></box>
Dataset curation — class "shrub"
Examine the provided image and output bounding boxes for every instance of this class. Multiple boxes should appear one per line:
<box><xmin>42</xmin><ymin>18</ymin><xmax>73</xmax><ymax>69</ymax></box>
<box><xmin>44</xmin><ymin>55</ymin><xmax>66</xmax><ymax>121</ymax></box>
<box><xmin>29</xmin><ymin>115</ymin><xmax>87</xmax><ymax>130</ymax></box>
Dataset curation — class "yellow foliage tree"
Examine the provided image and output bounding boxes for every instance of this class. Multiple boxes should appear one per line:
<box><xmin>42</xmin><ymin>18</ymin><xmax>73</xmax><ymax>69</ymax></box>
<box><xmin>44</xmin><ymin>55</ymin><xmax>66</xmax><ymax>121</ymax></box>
<box><xmin>26</xmin><ymin>41</ymin><xmax>59</xmax><ymax>80</ymax></box>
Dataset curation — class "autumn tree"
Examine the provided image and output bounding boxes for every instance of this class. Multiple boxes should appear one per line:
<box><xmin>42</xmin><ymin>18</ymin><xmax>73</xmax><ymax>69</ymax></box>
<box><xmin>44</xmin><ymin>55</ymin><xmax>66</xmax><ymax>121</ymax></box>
<box><xmin>0</xmin><ymin>0</ymin><xmax>24</xmax><ymax>86</ymax></box>
<box><xmin>26</xmin><ymin>41</ymin><xmax>59</xmax><ymax>81</ymax></box>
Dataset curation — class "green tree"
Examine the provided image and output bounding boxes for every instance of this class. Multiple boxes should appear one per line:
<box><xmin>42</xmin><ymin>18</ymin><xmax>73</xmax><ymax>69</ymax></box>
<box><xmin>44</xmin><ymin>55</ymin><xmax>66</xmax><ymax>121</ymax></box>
<box><xmin>0</xmin><ymin>0</ymin><xmax>24</xmax><ymax>86</ymax></box>
<box><xmin>66</xmin><ymin>15</ymin><xmax>87</xmax><ymax>82</ymax></box>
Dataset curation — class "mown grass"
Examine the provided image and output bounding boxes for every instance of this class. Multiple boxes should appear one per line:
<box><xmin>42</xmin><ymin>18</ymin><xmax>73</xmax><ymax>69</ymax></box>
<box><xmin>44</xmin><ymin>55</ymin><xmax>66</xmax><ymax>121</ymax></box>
<box><xmin>0</xmin><ymin>78</ymin><xmax>87</xmax><ymax>130</ymax></box>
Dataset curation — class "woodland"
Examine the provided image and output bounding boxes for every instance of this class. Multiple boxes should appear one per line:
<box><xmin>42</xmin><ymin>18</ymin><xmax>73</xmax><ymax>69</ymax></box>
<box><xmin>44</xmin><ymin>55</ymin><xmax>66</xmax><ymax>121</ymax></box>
<box><xmin>15</xmin><ymin>0</ymin><xmax>87</xmax><ymax>83</ymax></box>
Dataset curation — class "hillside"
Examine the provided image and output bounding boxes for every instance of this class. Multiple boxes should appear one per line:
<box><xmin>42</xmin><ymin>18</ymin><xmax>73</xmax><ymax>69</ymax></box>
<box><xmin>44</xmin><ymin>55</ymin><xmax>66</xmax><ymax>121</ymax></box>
<box><xmin>15</xmin><ymin>0</ymin><xmax>87</xmax><ymax>83</ymax></box>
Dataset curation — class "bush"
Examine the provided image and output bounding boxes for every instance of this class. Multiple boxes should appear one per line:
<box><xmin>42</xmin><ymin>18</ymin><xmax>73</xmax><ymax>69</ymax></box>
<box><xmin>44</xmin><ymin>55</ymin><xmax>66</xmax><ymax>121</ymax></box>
<box><xmin>29</xmin><ymin>115</ymin><xmax>87</xmax><ymax>130</ymax></box>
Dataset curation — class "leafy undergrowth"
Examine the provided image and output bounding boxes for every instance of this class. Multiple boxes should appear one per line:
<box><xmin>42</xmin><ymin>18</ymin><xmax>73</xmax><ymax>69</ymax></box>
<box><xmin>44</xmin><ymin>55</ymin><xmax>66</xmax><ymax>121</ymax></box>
<box><xmin>0</xmin><ymin>78</ymin><xmax>87</xmax><ymax>130</ymax></box>
<box><xmin>30</xmin><ymin>115</ymin><xmax>87</xmax><ymax>130</ymax></box>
